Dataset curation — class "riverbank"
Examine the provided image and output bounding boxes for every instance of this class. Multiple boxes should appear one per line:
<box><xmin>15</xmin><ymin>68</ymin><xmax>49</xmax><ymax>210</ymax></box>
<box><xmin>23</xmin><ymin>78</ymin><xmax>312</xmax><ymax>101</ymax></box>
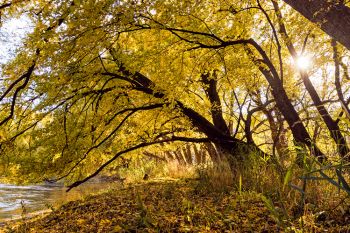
<box><xmin>0</xmin><ymin>209</ymin><xmax>51</xmax><ymax>228</ymax></box>
<box><xmin>0</xmin><ymin>180</ymin><xmax>122</xmax><ymax>224</ymax></box>
<box><xmin>2</xmin><ymin>178</ymin><xmax>349</xmax><ymax>232</ymax></box>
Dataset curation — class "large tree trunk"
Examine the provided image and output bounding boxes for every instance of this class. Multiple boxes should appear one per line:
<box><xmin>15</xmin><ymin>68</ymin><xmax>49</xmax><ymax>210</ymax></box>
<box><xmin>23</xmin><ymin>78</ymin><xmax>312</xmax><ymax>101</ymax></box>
<box><xmin>201</xmin><ymin>72</ymin><xmax>230</xmax><ymax>135</ymax></box>
<box><xmin>270</xmin><ymin>78</ymin><xmax>327</xmax><ymax>163</ymax></box>
<box><xmin>246</xmin><ymin>42</ymin><xmax>325</xmax><ymax>161</ymax></box>
<box><xmin>300</xmin><ymin>70</ymin><xmax>349</xmax><ymax>158</ymax></box>
<box><xmin>282</xmin><ymin>0</ymin><xmax>350</xmax><ymax>50</ymax></box>
<box><xmin>247</xmin><ymin>53</ymin><xmax>328</xmax><ymax>164</ymax></box>
<box><xmin>269</xmin><ymin>80</ymin><xmax>323</xmax><ymax>159</ymax></box>
<box><xmin>110</xmin><ymin>67</ymin><xmax>265</xmax><ymax>160</ymax></box>
<box><xmin>175</xmin><ymin>101</ymin><xmax>247</xmax><ymax>155</ymax></box>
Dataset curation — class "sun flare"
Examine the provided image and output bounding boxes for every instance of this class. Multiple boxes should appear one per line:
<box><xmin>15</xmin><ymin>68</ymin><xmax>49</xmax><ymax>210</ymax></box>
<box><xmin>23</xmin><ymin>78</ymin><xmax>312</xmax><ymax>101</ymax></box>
<box><xmin>295</xmin><ymin>56</ymin><xmax>311</xmax><ymax>70</ymax></box>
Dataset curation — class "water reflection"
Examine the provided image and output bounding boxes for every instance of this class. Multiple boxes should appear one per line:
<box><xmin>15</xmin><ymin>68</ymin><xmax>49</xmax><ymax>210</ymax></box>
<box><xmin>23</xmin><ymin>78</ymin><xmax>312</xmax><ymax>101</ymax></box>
<box><xmin>0</xmin><ymin>182</ymin><xmax>117</xmax><ymax>222</ymax></box>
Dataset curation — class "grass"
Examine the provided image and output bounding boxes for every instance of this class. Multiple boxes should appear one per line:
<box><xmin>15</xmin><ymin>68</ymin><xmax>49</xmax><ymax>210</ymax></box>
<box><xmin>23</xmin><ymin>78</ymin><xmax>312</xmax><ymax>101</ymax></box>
<box><xmin>2</xmin><ymin>151</ymin><xmax>350</xmax><ymax>232</ymax></box>
<box><xmin>2</xmin><ymin>176</ymin><xmax>349</xmax><ymax>233</ymax></box>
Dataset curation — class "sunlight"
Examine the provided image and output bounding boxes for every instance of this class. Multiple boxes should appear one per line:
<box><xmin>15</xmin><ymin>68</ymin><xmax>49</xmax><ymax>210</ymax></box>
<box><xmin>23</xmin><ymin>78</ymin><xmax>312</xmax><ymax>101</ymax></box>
<box><xmin>0</xmin><ymin>16</ymin><xmax>32</xmax><ymax>64</ymax></box>
<box><xmin>295</xmin><ymin>55</ymin><xmax>312</xmax><ymax>70</ymax></box>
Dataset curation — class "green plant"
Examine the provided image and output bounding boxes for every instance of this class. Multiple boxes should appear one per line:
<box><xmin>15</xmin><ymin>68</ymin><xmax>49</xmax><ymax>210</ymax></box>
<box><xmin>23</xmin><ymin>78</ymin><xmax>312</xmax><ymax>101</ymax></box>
<box><xmin>261</xmin><ymin>195</ymin><xmax>288</xmax><ymax>228</ymax></box>
<box><xmin>45</xmin><ymin>203</ymin><xmax>55</xmax><ymax>211</ymax></box>
<box><xmin>135</xmin><ymin>191</ymin><xmax>155</xmax><ymax>228</ymax></box>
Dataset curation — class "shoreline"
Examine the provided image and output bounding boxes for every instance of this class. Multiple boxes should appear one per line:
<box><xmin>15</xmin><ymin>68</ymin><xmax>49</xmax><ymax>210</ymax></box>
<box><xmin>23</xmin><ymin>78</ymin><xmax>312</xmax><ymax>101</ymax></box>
<box><xmin>0</xmin><ymin>209</ymin><xmax>51</xmax><ymax>228</ymax></box>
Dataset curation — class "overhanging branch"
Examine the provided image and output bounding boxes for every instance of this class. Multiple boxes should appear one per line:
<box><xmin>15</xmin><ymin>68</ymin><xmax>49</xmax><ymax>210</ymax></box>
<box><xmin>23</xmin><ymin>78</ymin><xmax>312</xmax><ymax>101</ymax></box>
<box><xmin>66</xmin><ymin>136</ymin><xmax>209</xmax><ymax>191</ymax></box>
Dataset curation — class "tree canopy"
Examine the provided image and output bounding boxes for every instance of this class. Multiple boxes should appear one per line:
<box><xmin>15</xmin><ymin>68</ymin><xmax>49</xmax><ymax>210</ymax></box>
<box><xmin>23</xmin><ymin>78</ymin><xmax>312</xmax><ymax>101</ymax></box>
<box><xmin>0</xmin><ymin>0</ymin><xmax>349</xmax><ymax>189</ymax></box>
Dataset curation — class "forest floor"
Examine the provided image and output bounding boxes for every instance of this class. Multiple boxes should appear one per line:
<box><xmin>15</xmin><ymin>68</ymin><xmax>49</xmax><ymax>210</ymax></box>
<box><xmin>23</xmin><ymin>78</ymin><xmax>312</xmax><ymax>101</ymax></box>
<box><xmin>2</xmin><ymin>178</ymin><xmax>350</xmax><ymax>233</ymax></box>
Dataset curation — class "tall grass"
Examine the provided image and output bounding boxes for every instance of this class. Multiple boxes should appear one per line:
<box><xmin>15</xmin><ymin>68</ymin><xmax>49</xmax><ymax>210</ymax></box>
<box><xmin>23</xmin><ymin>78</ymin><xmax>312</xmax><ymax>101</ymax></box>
<box><xmin>106</xmin><ymin>145</ymin><xmax>349</xmax><ymax>231</ymax></box>
<box><xmin>188</xmin><ymin>148</ymin><xmax>350</xmax><ymax>231</ymax></box>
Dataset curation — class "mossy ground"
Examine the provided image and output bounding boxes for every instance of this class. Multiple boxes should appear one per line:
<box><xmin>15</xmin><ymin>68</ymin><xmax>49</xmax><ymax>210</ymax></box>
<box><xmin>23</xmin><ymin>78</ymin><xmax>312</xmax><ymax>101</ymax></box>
<box><xmin>2</xmin><ymin>178</ymin><xmax>350</xmax><ymax>233</ymax></box>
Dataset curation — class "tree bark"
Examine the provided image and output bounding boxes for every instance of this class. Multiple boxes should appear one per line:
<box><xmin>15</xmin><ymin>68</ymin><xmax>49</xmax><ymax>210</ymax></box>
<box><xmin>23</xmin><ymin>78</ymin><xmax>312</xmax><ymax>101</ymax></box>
<box><xmin>183</xmin><ymin>144</ymin><xmax>193</xmax><ymax>165</ymax></box>
<box><xmin>201</xmin><ymin>72</ymin><xmax>230</xmax><ymax>135</ymax></box>
<box><xmin>173</xmin><ymin>149</ymin><xmax>186</xmax><ymax>165</ymax></box>
<box><xmin>332</xmin><ymin>39</ymin><xmax>350</xmax><ymax>119</ymax></box>
<box><xmin>204</xmin><ymin>142</ymin><xmax>221</xmax><ymax>163</ymax></box>
<box><xmin>282</xmin><ymin>0</ymin><xmax>350</xmax><ymax>50</ymax></box>
<box><xmin>193</xmin><ymin>144</ymin><xmax>202</xmax><ymax>164</ymax></box>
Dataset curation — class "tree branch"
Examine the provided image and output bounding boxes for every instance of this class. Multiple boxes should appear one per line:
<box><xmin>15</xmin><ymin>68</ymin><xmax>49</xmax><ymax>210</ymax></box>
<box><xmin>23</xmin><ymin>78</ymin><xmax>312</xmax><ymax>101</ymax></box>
<box><xmin>66</xmin><ymin>136</ymin><xmax>209</xmax><ymax>191</ymax></box>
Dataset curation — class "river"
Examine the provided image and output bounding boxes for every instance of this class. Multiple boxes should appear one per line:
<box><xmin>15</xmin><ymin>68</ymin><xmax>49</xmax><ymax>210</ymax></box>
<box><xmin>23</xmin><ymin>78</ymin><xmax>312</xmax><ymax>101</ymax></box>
<box><xmin>0</xmin><ymin>182</ymin><xmax>117</xmax><ymax>223</ymax></box>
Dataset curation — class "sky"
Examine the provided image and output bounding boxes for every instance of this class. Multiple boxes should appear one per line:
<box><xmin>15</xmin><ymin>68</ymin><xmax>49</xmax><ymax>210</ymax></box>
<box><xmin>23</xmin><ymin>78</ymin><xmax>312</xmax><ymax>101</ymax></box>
<box><xmin>0</xmin><ymin>16</ymin><xmax>32</xmax><ymax>64</ymax></box>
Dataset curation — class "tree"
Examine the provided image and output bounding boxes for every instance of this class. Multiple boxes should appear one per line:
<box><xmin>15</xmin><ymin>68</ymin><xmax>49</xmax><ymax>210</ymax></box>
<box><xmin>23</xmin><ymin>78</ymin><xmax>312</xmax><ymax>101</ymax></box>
<box><xmin>282</xmin><ymin>0</ymin><xmax>350</xmax><ymax>50</ymax></box>
<box><xmin>0</xmin><ymin>0</ymin><xmax>349</xmax><ymax>189</ymax></box>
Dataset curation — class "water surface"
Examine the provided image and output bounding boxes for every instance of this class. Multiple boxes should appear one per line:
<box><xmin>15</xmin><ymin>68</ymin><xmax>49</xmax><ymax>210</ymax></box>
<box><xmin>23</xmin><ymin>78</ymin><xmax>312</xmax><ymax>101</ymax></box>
<box><xmin>0</xmin><ymin>182</ymin><xmax>117</xmax><ymax>223</ymax></box>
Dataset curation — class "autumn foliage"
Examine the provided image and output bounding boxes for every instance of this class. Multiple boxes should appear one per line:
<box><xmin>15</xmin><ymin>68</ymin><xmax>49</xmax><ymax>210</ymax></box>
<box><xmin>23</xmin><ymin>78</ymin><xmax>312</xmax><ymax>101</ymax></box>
<box><xmin>0</xmin><ymin>0</ymin><xmax>350</xmax><ymax>231</ymax></box>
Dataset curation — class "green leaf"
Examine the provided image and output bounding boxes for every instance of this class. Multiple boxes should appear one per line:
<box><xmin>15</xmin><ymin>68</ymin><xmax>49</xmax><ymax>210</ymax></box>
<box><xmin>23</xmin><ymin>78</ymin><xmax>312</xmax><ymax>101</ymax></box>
<box><xmin>283</xmin><ymin>167</ymin><xmax>293</xmax><ymax>190</ymax></box>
